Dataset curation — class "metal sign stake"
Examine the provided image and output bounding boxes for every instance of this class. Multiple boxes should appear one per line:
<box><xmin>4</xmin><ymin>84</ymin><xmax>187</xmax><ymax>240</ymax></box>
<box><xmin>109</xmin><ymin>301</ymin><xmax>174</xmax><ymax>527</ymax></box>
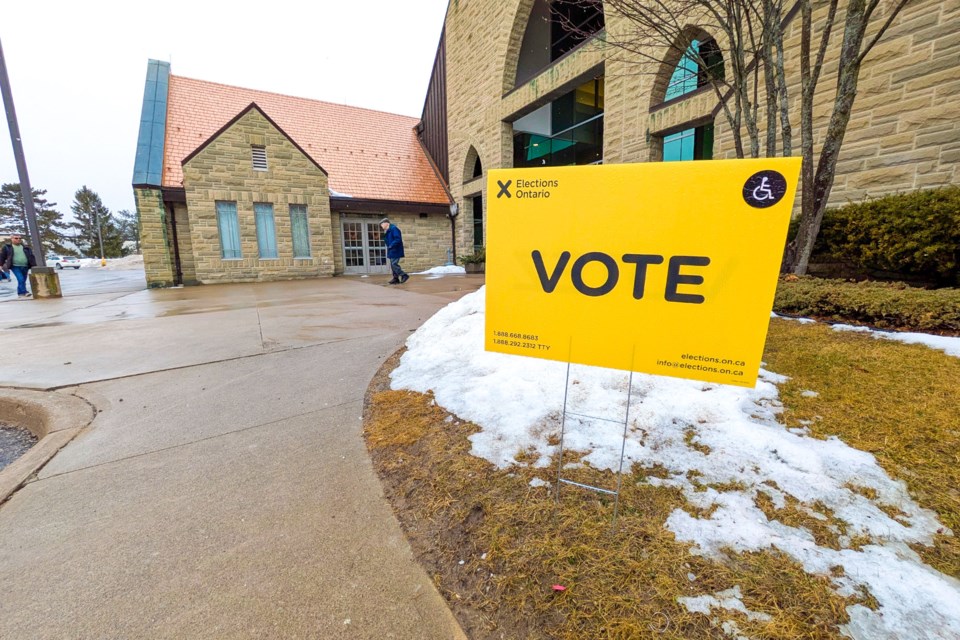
<box><xmin>554</xmin><ymin>346</ymin><xmax>636</xmax><ymax>530</ymax></box>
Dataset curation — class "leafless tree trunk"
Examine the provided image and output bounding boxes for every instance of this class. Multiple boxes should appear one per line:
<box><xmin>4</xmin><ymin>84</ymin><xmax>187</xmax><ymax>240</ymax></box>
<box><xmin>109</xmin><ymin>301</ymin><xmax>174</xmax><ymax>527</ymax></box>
<box><xmin>789</xmin><ymin>0</ymin><xmax>912</xmax><ymax>273</ymax></box>
<box><xmin>562</xmin><ymin>0</ymin><xmax>912</xmax><ymax>273</ymax></box>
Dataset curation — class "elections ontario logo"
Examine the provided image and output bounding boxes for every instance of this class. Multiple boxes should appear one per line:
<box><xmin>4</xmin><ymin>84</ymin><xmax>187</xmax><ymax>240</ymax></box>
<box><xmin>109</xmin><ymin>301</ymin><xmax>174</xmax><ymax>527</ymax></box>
<box><xmin>743</xmin><ymin>170</ymin><xmax>788</xmax><ymax>208</ymax></box>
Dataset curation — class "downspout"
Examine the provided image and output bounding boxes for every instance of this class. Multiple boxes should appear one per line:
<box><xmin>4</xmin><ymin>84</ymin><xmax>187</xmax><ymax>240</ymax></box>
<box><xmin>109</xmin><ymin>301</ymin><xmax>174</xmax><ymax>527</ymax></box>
<box><xmin>166</xmin><ymin>202</ymin><xmax>183</xmax><ymax>286</ymax></box>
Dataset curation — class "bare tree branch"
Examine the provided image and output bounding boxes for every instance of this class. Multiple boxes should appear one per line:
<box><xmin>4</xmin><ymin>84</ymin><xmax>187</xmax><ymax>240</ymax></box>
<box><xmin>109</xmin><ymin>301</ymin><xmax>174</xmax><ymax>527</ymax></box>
<box><xmin>553</xmin><ymin>0</ymin><xmax>911</xmax><ymax>272</ymax></box>
<box><xmin>810</xmin><ymin>0</ymin><xmax>840</xmax><ymax>94</ymax></box>
<box><xmin>858</xmin><ymin>0</ymin><xmax>912</xmax><ymax>64</ymax></box>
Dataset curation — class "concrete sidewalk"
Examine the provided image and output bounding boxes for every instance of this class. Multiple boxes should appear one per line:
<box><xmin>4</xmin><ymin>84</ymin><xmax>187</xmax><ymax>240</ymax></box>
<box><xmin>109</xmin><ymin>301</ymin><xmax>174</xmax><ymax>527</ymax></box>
<box><xmin>0</xmin><ymin>274</ymin><xmax>483</xmax><ymax>639</ymax></box>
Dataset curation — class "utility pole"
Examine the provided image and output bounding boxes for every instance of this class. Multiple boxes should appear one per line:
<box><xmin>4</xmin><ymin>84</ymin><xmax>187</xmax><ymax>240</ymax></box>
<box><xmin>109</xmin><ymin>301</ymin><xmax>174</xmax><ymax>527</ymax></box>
<box><xmin>0</xmin><ymin>38</ymin><xmax>43</xmax><ymax>256</ymax></box>
<box><xmin>93</xmin><ymin>206</ymin><xmax>105</xmax><ymax>266</ymax></box>
<box><xmin>0</xmin><ymin>36</ymin><xmax>61</xmax><ymax>297</ymax></box>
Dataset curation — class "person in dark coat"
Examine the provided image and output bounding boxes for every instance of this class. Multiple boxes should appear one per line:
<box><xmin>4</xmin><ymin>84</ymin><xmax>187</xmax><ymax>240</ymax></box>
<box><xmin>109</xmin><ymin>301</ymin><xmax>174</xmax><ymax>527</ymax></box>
<box><xmin>0</xmin><ymin>237</ymin><xmax>9</xmax><ymax>283</ymax></box>
<box><xmin>0</xmin><ymin>233</ymin><xmax>37</xmax><ymax>298</ymax></box>
<box><xmin>380</xmin><ymin>218</ymin><xmax>409</xmax><ymax>284</ymax></box>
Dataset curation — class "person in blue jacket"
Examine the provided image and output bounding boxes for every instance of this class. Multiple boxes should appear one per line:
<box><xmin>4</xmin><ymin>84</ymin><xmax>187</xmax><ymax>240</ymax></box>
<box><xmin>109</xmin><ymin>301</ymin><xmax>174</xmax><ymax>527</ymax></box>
<box><xmin>380</xmin><ymin>217</ymin><xmax>409</xmax><ymax>284</ymax></box>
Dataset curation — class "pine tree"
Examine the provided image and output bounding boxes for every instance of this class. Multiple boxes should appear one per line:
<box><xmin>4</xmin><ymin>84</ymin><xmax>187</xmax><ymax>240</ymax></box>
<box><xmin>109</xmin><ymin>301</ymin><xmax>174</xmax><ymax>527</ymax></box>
<box><xmin>69</xmin><ymin>186</ymin><xmax>124</xmax><ymax>258</ymax></box>
<box><xmin>0</xmin><ymin>183</ymin><xmax>71</xmax><ymax>256</ymax></box>
<box><xmin>115</xmin><ymin>209</ymin><xmax>141</xmax><ymax>254</ymax></box>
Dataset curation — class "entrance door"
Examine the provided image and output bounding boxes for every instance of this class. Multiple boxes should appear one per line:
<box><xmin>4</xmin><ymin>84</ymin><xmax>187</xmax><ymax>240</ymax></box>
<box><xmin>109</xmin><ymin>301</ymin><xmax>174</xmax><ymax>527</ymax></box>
<box><xmin>342</xmin><ymin>219</ymin><xmax>389</xmax><ymax>274</ymax></box>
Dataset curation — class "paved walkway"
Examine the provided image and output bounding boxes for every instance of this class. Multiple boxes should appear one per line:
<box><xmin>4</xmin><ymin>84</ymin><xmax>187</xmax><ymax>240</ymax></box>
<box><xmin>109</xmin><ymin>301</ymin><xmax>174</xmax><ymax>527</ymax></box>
<box><xmin>0</xmin><ymin>274</ymin><xmax>483</xmax><ymax>639</ymax></box>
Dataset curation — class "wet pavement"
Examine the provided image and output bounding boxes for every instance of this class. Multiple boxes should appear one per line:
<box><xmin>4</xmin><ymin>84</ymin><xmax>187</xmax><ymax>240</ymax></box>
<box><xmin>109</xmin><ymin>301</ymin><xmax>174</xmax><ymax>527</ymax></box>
<box><xmin>0</xmin><ymin>265</ymin><xmax>146</xmax><ymax>301</ymax></box>
<box><xmin>55</xmin><ymin>265</ymin><xmax>146</xmax><ymax>296</ymax></box>
<box><xmin>0</xmin><ymin>273</ymin><xmax>482</xmax><ymax>639</ymax></box>
<box><xmin>0</xmin><ymin>274</ymin><xmax>484</xmax><ymax>389</ymax></box>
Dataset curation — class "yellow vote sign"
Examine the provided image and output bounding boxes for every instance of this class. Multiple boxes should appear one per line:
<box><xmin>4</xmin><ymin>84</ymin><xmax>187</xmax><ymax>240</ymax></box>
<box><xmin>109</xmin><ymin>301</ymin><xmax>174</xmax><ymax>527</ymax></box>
<box><xmin>485</xmin><ymin>159</ymin><xmax>801</xmax><ymax>387</ymax></box>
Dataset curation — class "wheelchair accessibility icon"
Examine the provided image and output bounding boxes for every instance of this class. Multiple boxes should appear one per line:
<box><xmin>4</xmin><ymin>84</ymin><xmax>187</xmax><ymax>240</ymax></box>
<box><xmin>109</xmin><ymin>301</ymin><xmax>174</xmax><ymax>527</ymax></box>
<box><xmin>743</xmin><ymin>170</ymin><xmax>787</xmax><ymax>208</ymax></box>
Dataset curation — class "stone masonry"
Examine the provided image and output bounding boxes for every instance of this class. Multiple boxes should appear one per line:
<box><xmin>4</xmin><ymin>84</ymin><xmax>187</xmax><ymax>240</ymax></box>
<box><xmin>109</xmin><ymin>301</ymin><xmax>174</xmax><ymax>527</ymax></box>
<box><xmin>442</xmin><ymin>0</ymin><xmax>959</xmax><ymax>256</ymax></box>
<box><xmin>136</xmin><ymin>187</ymin><xmax>175</xmax><ymax>288</ymax></box>
<box><xmin>181</xmin><ymin>108</ymin><xmax>335</xmax><ymax>284</ymax></box>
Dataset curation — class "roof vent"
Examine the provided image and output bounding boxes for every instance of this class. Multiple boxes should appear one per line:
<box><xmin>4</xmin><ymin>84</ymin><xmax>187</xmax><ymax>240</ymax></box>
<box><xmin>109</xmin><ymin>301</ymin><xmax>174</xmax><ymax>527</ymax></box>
<box><xmin>252</xmin><ymin>146</ymin><xmax>268</xmax><ymax>171</ymax></box>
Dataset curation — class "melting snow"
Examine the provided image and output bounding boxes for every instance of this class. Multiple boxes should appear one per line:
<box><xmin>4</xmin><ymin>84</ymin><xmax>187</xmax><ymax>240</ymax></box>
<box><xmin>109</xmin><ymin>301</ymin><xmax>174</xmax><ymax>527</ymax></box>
<box><xmin>392</xmin><ymin>287</ymin><xmax>960</xmax><ymax>639</ymax></box>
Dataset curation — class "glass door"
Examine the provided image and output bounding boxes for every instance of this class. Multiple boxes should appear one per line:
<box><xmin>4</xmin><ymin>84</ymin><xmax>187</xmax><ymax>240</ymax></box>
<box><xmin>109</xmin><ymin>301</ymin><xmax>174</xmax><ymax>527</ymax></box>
<box><xmin>341</xmin><ymin>219</ymin><xmax>389</xmax><ymax>274</ymax></box>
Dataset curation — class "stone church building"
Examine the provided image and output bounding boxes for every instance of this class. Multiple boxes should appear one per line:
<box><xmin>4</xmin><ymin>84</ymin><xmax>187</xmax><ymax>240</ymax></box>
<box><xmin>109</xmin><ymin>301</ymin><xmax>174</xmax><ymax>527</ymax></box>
<box><xmin>133</xmin><ymin>0</ymin><xmax>957</xmax><ymax>286</ymax></box>
<box><xmin>132</xmin><ymin>62</ymin><xmax>453</xmax><ymax>287</ymax></box>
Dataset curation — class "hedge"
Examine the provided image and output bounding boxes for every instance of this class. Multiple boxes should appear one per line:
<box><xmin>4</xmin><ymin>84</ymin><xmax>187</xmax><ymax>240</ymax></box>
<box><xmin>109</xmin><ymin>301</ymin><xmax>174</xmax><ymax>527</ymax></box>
<box><xmin>812</xmin><ymin>187</ymin><xmax>960</xmax><ymax>286</ymax></box>
<box><xmin>774</xmin><ymin>277</ymin><xmax>960</xmax><ymax>335</ymax></box>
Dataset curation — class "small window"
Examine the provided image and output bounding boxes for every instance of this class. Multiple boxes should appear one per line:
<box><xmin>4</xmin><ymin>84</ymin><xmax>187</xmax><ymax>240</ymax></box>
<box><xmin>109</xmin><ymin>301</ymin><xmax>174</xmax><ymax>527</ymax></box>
<box><xmin>663</xmin><ymin>124</ymin><xmax>714</xmax><ymax>161</ymax></box>
<box><xmin>255</xmin><ymin>203</ymin><xmax>278</xmax><ymax>259</ymax></box>
<box><xmin>216</xmin><ymin>201</ymin><xmax>242</xmax><ymax>259</ymax></box>
<box><xmin>289</xmin><ymin>204</ymin><xmax>311</xmax><ymax>258</ymax></box>
<box><xmin>252</xmin><ymin>146</ymin><xmax>268</xmax><ymax>171</ymax></box>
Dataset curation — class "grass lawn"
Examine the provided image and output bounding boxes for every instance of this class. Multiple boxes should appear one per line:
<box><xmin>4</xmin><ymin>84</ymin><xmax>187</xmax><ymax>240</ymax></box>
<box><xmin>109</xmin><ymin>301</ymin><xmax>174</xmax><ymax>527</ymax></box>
<box><xmin>364</xmin><ymin>318</ymin><xmax>959</xmax><ymax>639</ymax></box>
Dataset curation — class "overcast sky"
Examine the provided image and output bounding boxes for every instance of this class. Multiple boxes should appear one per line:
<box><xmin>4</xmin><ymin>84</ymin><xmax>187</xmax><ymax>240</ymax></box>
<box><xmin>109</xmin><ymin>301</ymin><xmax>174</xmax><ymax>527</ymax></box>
<box><xmin>0</xmin><ymin>0</ymin><xmax>449</xmax><ymax>222</ymax></box>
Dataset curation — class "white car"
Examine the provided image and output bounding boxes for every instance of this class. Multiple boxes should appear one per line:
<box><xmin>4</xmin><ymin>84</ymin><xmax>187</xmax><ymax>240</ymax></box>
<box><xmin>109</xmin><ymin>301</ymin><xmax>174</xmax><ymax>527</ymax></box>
<box><xmin>46</xmin><ymin>255</ymin><xmax>82</xmax><ymax>269</ymax></box>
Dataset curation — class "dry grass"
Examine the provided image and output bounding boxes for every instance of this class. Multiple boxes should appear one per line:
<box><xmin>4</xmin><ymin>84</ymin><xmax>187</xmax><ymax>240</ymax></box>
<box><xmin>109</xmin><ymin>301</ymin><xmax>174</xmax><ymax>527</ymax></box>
<box><xmin>765</xmin><ymin>319</ymin><xmax>960</xmax><ymax>577</ymax></box>
<box><xmin>363</xmin><ymin>321</ymin><xmax>959</xmax><ymax>638</ymax></box>
<box><xmin>754</xmin><ymin>492</ymin><xmax>844</xmax><ymax>550</ymax></box>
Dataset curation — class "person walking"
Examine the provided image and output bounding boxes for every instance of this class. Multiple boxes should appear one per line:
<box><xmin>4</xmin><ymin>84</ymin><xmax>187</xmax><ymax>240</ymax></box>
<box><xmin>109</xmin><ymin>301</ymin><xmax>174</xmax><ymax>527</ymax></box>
<box><xmin>0</xmin><ymin>233</ymin><xmax>37</xmax><ymax>298</ymax></box>
<box><xmin>380</xmin><ymin>217</ymin><xmax>409</xmax><ymax>285</ymax></box>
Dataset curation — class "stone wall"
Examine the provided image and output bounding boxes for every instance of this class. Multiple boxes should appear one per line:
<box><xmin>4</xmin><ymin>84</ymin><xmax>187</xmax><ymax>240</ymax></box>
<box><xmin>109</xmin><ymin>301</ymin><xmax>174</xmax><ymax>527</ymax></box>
<box><xmin>134</xmin><ymin>187</ymin><xmax>174</xmax><ymax>288</ymax></box>
<box><xmin>706</xmin><ymin>0</ymin><xmax>960</xmax><ymax>203</ymax></box>
<box><xmin>444</xmin><ymin>0</ymin><xmax>610</xmax><ymax>253</ymax></box>
<box><xmin>391</xmin><ymin>213</ymin><xmax>454</xmax><ymax>272</ymax></box>
<box><xmin>181</xmin><ymin>108</ymin><xmax>335</xmax><ymax>284</ymax></box>
<box><xmin>331</xmin><ymin>211</ymin><xmax>453</xmax><ymax>275</ymax></box>
<box><xmin>832</xmin><ymin>0</ymin><xmax>959</xmax><ymax>198</ymax></box>
<box><xmin>442</xmin><ymin>0</ymin><xmax>959</xmax><ymax>255</ymax></box>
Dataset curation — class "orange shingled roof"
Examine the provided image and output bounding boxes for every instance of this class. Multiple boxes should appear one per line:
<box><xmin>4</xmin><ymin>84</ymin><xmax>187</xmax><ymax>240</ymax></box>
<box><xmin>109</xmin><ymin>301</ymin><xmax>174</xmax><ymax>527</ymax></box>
<box><xmin>163</xmin><ymin>75</ymin><xmax>448</xmax><ymax>204</ymax></box>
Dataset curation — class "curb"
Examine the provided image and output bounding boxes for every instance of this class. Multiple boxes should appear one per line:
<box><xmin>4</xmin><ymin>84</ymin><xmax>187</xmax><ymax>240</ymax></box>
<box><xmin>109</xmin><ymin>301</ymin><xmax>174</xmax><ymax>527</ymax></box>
<box><xmin>0</xmin><ymin>388</ymin><xmax>95</xmax><ymax>504</ymax></box>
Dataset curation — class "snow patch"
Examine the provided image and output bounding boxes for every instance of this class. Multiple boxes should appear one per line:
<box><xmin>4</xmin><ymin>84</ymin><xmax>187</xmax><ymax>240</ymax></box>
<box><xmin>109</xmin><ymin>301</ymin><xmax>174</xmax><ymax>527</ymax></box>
<box><xmin>772</xmin><ymin>312</ymin><xmax>816</xmax><ymax>324</ymax></box>
<box><xmin>415</xmin><ymin>265</ymin><xmax>466</xmax><ymax>276</ymax></box>
<box><xmin>679</xmin><ymin>586</ymin><xmax>772</xmax><ymax>622</ymax></box>
<box><xmin>832</xmin><ymin>323</ymin><xmax>960</xmax><ymax>358</ymax></box>
<box><xmin>391</xmin><ymin>286</ymin><xmax>960</xmax><ymax>639</ymax></box>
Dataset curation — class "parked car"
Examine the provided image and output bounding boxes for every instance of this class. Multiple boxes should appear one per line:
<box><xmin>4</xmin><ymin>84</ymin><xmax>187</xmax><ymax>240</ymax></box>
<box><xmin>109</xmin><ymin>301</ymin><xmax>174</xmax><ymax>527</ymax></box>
<box><xmin>45</xmin><ymin>255</ymin><xmax>81</xmax><ymax>269</ymax></box>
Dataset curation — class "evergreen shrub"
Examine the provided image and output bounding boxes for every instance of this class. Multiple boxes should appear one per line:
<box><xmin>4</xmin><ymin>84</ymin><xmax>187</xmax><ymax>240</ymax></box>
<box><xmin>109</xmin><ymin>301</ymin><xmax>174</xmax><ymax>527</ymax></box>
<box><xmin>813</xmin><ymin>187</ymin><xmax>960</xmax><ymax>286</ymax></box>
<box><xmin>774</xmin><ymin>277</ymin><xmax>960</xmax><ymax>334</ymax></box>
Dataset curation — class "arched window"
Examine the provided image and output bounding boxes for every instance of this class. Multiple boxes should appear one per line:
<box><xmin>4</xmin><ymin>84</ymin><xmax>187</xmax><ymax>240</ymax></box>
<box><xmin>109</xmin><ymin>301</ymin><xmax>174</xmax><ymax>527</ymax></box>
<box><xmin>656</xmin><ymin>34</ymin><xmax>723</xmax><ymax>162</ymax></box>
<box><xmin>463</xmin><ymin>148</ymin><xmax>485</xmax><ymax>250</ymax></box>
<box><xmin>515</xmin><ymin>0</ymin><xmax>604</xmax><ymax>87</ymax></box>
<box><xmin>664</xmin><ymin>38</ymin><xmax>724</xmax><ymax>102</ymax></box>
<box><xmin>463</xmin><ymin>146</ymin><xmax>483</xmax><ymax>183</ymax></box>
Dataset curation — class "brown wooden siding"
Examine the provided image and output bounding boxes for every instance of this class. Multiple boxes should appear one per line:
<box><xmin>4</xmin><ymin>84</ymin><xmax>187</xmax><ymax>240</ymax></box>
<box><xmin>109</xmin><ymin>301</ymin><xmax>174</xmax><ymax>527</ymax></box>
<box><xmin>417</xmin><ymin>28</ymin><xmax>449</xmax><ymax>183</ymax></box>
